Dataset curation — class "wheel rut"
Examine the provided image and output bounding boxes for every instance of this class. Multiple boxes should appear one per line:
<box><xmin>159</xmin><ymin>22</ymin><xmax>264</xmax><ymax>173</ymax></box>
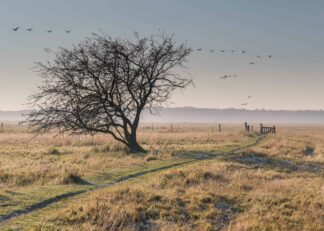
<box><xmin>0</xmin><ymin>135</ymin><xmax>266</xmax><ymax>224</ymax></box>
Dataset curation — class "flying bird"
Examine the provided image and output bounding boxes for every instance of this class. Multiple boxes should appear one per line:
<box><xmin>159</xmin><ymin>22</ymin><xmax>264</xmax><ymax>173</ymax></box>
<box><xmin>220</xmin><ymin>75</ymin><xmax>237</xmax><ymax>79</ymax></box>
<box><xmin>249</xmin><ymin>62</ymin><xmax>255</xmax><ymax>65</ymax></box>
<box><xmin>241</xmin><ymin>103</ymin><xmax>248</xmax><ymax>106</ymax></box>
<box><xmin>12</xmin><ymin>27</ymin><xmax>20</xmax><ymax>31</ymax></box>
<box><xmin>256</xmin><ymin>55</ymin><xmax>262</xmax><ymax>58</ymax></box>
<box><xmin>210</xmin><ymin>49</ymin><xmax>215</xmax><ymax>52</ymax></box>
<box><xmin>26</xmin><ymin>28</ymin><xmax>33</xmax><ymax>31</ymax></box>
<box><xmin>268</xmin><ymin>55</ymin><xmax>274</xmax><ymax>58</ymax></box>
<box><xmin>196</xmin><ymin>48</ymin><xmax>202</xmax><ymax>51</ymax></box>
<box><xmin>46</xmin><ymin>30</ymin><xmax>52</xmax><ymax>33</ymax></box>
<box><xmin>65</xmin><ymin>30</ymin><xmax>71</xmax><ymax>33</ymax></box>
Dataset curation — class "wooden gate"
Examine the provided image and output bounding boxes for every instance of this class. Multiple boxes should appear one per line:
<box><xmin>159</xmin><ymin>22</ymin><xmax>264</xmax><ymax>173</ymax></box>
<box><xmin>260</xmin><ymin>124</ymin><xmax>276</xmax><ymax>134</ymax></box>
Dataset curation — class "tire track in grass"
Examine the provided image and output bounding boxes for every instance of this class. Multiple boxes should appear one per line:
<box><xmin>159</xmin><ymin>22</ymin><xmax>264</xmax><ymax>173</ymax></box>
<box><xmin>0</xmin><ymin>135</ymin><xmax>266</xmax><ymax>224</ymax></box>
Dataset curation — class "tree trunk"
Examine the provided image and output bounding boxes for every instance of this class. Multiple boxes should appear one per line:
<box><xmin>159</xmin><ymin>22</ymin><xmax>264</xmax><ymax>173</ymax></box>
<box><xmin>126</xmin><ymin>133</ymin><xmax>146</xmax><ymax>153</ymax></box>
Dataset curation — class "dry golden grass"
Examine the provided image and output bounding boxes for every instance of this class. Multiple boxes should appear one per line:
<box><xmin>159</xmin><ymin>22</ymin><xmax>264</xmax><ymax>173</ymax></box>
<box><xmin>0</xmin><ymin>124</ymin><xmax>250</xmax><ymax>187</ymax></box>
<box><xmin>44</xmin><ymin>156</ymin><xmax>324</xmax><ymax>230</ymax></box>
<box><xmin>2</xmin><ymin>124</ymin><xmax>324</xmax><ymax>230</ymax></box>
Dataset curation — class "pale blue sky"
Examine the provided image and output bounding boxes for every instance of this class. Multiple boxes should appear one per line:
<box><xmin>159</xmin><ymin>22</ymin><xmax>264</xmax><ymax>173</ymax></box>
<box><xmin>0</xmin><ymin>0</ymin><xmax>324</xmax><ymax>110</ymax></box>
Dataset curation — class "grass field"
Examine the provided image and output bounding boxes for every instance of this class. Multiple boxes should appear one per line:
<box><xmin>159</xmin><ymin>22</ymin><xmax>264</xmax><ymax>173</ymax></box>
<box><xmin>0</xmin><ymin>123</ymin><xmax>323</xmax><ymax>230</ymax></box>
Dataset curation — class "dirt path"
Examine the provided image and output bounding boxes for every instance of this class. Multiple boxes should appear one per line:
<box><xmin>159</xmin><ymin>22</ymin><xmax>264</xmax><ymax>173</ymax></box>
<box><xmin>0</xmin><ymin>135</ymin><xmax>265</xmax><ymax>224</ymax></box>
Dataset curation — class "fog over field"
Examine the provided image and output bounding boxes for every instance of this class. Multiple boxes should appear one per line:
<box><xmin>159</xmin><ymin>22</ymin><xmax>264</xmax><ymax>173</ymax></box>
<box><xmin>142</xmin><ymin>108</ymin><xmax>324</xmax><ymax>123</ymax></box>
<box><xmin>3</xmin><ymin>108</ymin><xmax>324</xmax><ymax>123</ymax></box>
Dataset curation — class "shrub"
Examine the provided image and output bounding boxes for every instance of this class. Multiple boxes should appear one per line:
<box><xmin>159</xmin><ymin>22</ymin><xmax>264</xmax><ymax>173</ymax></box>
<box><xmin>303</xmin><ymin>146</ymin><xmax>314</xmax><ymax>156</ymax></box>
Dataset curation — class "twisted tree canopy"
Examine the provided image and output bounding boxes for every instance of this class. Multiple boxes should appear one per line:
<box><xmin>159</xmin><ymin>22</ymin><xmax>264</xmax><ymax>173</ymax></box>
<box><xmin>26</xmin><ymin>33</ymin><xmax>192</xmax><ymax>153</ymax></box>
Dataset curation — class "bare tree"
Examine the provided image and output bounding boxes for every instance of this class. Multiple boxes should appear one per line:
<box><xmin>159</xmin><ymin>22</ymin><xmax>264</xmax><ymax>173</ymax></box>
<box><xmin>26</xmin><ymin>33</ymin><xmax>192</xmax><ymax>153</ymax></box>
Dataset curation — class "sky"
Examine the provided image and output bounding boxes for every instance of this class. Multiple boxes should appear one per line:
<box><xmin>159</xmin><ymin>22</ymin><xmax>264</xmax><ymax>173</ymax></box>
<box><xmin>0</xmin><ymin>0</ymin><xmax>324</xmax><ymax>110</ymax></box>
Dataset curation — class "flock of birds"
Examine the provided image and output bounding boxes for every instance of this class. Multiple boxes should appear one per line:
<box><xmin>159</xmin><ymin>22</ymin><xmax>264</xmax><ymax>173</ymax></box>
<box><xmin>195</xmin><ymin>47</ymin><xmax>274</xmax><ymax>67</ymax></box>
<box><xmin>11</xmin><ymin>26</ymin><xmax>273</xmax><ymax>108</ymax></box>
<box><xmin>11</xmin><ymin>27</ymin><xmax>71</xmax><ymax>33</ymax></box>
<box><xmin>194</xmin><ymin>48</ymin><xmax>275</xmax><ymax>107</ymax></box>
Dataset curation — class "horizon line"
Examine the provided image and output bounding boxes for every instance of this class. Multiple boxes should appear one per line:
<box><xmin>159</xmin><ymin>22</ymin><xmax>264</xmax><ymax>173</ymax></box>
<box><xmin>3</xmin><ymin>107</ymin><xmax>324</xmax><ymax>112</ymax></box>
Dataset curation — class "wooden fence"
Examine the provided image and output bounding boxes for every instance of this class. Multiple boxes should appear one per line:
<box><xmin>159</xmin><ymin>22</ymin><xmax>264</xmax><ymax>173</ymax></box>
<box><xmin>244</xmin><ymin>122</ymin><xmax>253</xmax><ymax>132</ymax></box>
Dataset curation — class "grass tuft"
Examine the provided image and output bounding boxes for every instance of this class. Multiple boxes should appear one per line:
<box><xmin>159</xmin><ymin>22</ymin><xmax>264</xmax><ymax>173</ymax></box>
<box><xmin>47</xmin><ymin>147</ymin><xmax>61</xmax><ymax>155</ymax></box>
<box><xmin>60</xmin><ymin>171</ymin><xmax>84</xmax><ymax>185</ymax></box>
<box><xmin>146</xmin><ymin>155</ymin><xmax>158</xmax><ymax>162</ymax></box>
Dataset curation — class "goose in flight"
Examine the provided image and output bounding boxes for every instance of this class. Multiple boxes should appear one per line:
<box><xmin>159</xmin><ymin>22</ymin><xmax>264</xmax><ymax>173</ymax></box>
<box><xmin>220</xmin><ymin>75</ymin><xmax>237</xmax><ymax>79</ymax></box>
<box><xmin>65</xmin><ymin>30</ymin><xmax>71</xmax><ymax>33</ymax></box>
<box><xmin>26</xmin><ymin>28</ymin><xmax>33</xmax><ymax>32</ymax></box>
<box><xmin>12</xmin><ymin>27</ymin><xmax>20</xmax><ymax>31</ymax></box>
<box><xmin>46</xmin><ymin>30</ymin><xmax>52</xmax><ymax>33</ymax></box>
<box><xmin>249</xmin><ymin>62</ymin><xmax>255</xmax><ymax>65</ymax></box>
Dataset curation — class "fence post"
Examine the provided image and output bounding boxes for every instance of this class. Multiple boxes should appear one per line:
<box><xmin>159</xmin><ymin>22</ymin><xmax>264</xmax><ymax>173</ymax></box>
<box><xmin>260</xmin><ymin>124</ymin><xmax>263</xmax><ymax>134</ymax></box>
